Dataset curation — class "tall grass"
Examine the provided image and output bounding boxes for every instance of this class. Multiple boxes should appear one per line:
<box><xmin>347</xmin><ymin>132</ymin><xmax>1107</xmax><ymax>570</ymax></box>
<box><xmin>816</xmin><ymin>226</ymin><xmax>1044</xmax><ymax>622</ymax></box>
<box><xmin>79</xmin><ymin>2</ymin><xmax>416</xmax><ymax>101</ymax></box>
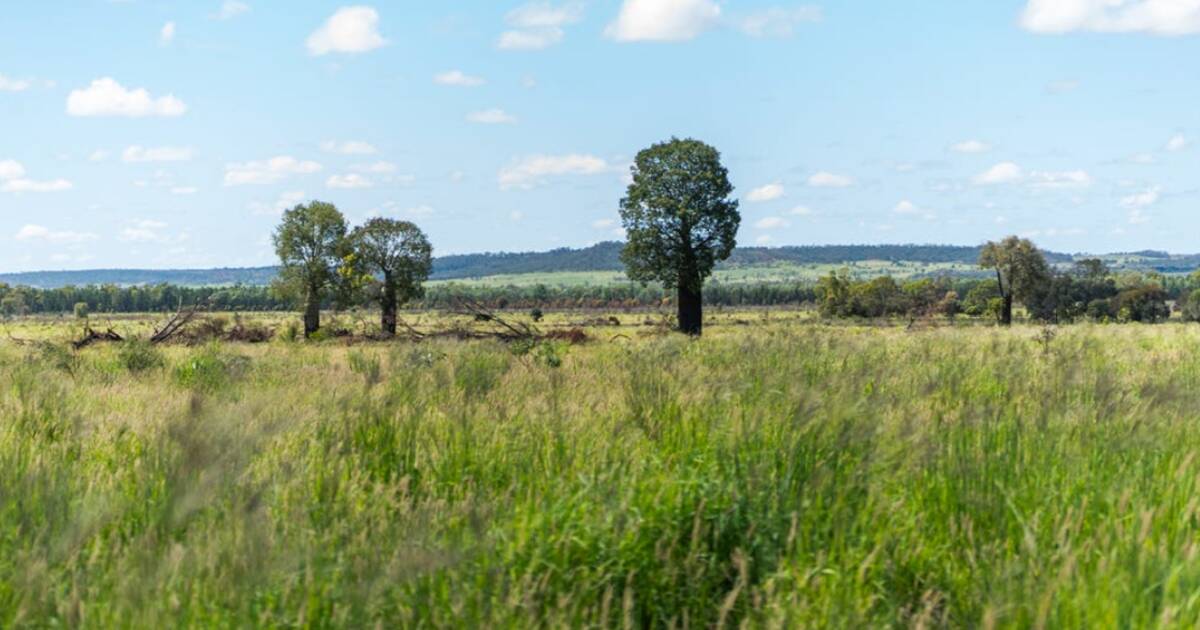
<box><xmin>4</xmin><ymin>322</ymin><xmax>1200</xmax><ymax>626</ymax></box>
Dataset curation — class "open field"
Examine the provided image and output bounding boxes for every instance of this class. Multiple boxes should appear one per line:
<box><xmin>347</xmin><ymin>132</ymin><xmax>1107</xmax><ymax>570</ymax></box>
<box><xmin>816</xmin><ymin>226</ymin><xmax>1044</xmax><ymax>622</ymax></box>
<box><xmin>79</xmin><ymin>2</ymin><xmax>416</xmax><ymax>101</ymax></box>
<box><xmin>6</xmin><ymin>315</ymin><xmax>1200</xmax><ymax>626</ymax></box>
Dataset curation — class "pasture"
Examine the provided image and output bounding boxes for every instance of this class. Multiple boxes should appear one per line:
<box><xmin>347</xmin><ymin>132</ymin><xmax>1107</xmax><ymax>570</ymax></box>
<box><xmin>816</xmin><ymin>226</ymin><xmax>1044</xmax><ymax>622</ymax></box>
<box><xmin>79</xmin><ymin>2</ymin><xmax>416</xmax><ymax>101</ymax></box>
<box><xmin>4</xmin><ymin>313</ymin><xmax>1200</xmax><ymax>626</ymax></box>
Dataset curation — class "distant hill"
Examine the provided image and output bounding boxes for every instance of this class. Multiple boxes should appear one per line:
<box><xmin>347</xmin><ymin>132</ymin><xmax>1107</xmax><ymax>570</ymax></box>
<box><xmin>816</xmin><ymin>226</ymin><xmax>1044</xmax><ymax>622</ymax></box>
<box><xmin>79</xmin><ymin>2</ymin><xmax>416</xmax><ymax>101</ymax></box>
<box><xmin>0</xmin><ymin>242</ymin><xmax>1190</xmax><ymax>289</ymax></box>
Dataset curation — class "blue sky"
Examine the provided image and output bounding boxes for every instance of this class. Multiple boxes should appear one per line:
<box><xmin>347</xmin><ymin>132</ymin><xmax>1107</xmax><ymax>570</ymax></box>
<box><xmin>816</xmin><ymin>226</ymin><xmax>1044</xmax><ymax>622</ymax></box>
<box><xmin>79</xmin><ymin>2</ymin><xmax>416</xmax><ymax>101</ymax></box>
<box><xmin>2</xmin><ymin>0</ymin><xmax>1200</xmax><ymax>272</ymax></box>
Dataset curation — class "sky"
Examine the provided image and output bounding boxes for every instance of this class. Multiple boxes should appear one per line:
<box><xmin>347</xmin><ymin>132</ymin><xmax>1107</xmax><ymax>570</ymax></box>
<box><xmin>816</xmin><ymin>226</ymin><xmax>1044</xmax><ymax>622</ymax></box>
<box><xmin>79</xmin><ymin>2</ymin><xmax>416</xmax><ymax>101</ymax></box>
<box><xmin>2</xmin><ymin>0</ymin><xmax>1200</xmax><ymax>272</ymax></box>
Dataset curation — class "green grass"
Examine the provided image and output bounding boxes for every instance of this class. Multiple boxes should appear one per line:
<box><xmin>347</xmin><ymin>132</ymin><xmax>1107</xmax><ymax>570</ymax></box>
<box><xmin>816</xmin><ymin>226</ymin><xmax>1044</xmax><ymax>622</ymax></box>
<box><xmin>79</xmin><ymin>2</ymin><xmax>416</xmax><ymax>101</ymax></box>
<box><xmin>5</xmin><ymin>316</ymin><xmax>1200</xmax><ymax>626</ymax></box>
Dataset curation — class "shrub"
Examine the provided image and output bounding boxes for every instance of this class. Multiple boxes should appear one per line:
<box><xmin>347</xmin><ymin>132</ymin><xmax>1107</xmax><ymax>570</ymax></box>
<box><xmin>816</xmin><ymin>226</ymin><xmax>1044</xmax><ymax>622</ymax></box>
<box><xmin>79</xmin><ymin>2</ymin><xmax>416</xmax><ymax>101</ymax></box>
<box><xmin>1183</xmin><ymin>289</ymin><xmax>1200</xmax><ymax>323</ymax></box>
<box><xmin>73</xmin><ymin>302</ymin><xmax>89</xmax><ymax>319</ymax></box>
<box><xmin>529</xmin><ymin>307</ymin><xmax>544</xmax><ymax>322</ymax></box>
<box><xmin>117</xmin><ymin>339</ymin><xmax>165</xmax><ymax>374</ymax></box>
<box><xmin>173</xmin><ymin>344</ymin><xmax>248</xmax><ymax>392</ymax></box>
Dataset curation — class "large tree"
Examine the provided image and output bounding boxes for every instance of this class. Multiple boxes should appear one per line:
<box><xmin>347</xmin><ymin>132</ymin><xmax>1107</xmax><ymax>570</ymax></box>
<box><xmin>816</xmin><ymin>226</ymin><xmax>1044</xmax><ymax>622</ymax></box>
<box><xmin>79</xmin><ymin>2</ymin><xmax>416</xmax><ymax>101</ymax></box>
<box><xmin>978</xmin><ymin>236</ymin><xmax>1051</xmax><ymax>326</ymax></box>
<box><xmin>619</xmin><ymin>138</ymin><xmax>740</xmax><ymax>336</ymax></box>
<box><xmin>349</xmin><ymin>218</ymin><xmax>433</xmax><ymax>337</ymax></box>
<box><xmin>272</xmin><ymin>201</ymin><xmax>349</xmax><ymax>338</ymax></box>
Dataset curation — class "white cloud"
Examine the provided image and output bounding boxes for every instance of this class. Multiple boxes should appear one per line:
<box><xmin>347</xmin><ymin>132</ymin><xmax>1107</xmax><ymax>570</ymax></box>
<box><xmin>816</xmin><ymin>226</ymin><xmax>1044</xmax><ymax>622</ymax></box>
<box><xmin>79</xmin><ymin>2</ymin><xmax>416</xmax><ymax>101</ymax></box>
<box><xmin>434</xmin><ymin>70</ymin><xmax>485</xmax><ymax>87</ymax></box>
<box><xmin>353</xmin><ymin>161</ymin><xmax>397</xmax><ymax>173</ymax></box>
<box><xmin>0</xmin><ymin>160</ymin><xmax>26</xmax><ymax>180</ymax></box>
<box><xmin>0</xmin><ymin>162</ymin><xmax>72</xmax><ymax>193</ymax></box>
<box><xmin>756</xmin><ymin>235</ymin><xmax>773</xmax><ymax>245</ymax></box>
<box><xmin>973</xmin><ymin>162</ymin><xmax>1023</xmax><ymax>185</ymax></box>
<box><xmin>122</xmin><ymin>145</ymin><xmax>193</xmax><ymax>163</ymax></box>
<box><xmin>320</xmin><ymin>140</ymin><xmax>377</xmax><ymax>155</ymax></box>
<box><xmin>499</xmin><ymin>154</ymin><xmax>610</xmax><ymax>189</ymax></box>
<box><xmin>746</xmin><ymin>182</ymin><xmax>785</xmax><ymax>203</ymax></box>
<box><xmin>739</xmin><ymin>6</ymin><xmax>822</xmax><ymax>38</ymax></box>
<box><xmin>893</xmin><ymin>200</ymin><xmax>919</xmax><ymax>214</ymax></box>
<box><xmin>326</xmin><ymin>173</ymin><xmax>373</xmax><ymax>189</ymax></box>
<box><xmin>1030</xmin><ymin>169</ymin><xmax>1092</xmax><ymax>189</ymax></box>
<box><xmin>510</xmin><ymin>210</ymin><xmax>525</xmax><ymax>221</ymax></box>
<box><xmin>0</xmin><ymin>74</ymin><xmax>32</xmax><ymax>92</ymax></box>
<box><xmin>754</xmin><ymin>216</ymin><xmax>789</xmax><ymax>229</ymax></box>
<box><xmin>160</xmin><ymin>21</ymin><xmax>176</xmax><ymax>45</ymax></box>
<box><xmin>15</xmin><ymin>225</ymin><xmax>96</xmax><ymax>243</ymax></box>
<box><xmin>807</xmin><ymin>171</ymin><xmax>853</xmax><ymax>188</ymax></box>
<box><xmin>67</xmin><ymin>78</ymin><xmax>186</xmax><ymax>117</ymax></box>
<box><xmin>788</xmin><ymin>205</ymin><xmax>813</xmax><ymax>216</ymax></box>
<box><xmin>217</xmin><ymin>1</ymin><xmax>250</xmax><ymax>20</ymax></box>
<box><xmin>1121</xmin><ymin>186</ymin><xmax>1160</xmax><ymax>209</ymax></box>
<box><xmin>250</xmin><ymin>190</ymin><xmax>306</xmax><ymax>216</ymax></box>
<box><xmin>1167</xmin><ymin>133</ymin><xmax>1189</xmax><ymax>151</ymax></box>
<box><xmin>171</xmin><ymin>186</ymin><xmax>198</xmax><ymax>195</ymax></box>
<box><xmin>1020</xmin><ymin>0</ymin><xmax>1200</xmax><ymax>35</ymax></box>
<box><xmin>88</xmin><ymin>150</ymin><xmax>110</xmax><ymax>162</ymax></box>
<box><xmin>606</xmin><ymin>0</ymin><xmax>721</xmax><ymax>42</ymax></box>
<box><xmin>224</xmin><ymin>156</ymin><xmax>322</xmax><ymax>186</ymax></box>
<box><xmin>951</xmin><ymin>139</ymin><xmax>992</xmax><ymax>154</ymax></box>
<box><xmin>306</xmin><ymin>6</ymin><xmax>387</xmax><ymax>56</ymax></box>
<box><xmin>467</xmin><ymin>109</ymin><xmax>518</xmax><ymax>124</ymax></box>
<box><xmin>499</xmin><ymin>1</ymin><xmax>583</xmax><ymax>50</ymax></box>
<box><xmin>1130</xmin><ymin>152</ymin><xmax>1155</xmax><ymax>164</ymax></box>
<box><xmin>592</xmin><ymin>218</ymin><xmax>617</xmax><ymax>229</ymax></box>
<box><xmin>119</xmin><ymin>220</ymin><xmax>170</xmax><ymax>243</ymax></box>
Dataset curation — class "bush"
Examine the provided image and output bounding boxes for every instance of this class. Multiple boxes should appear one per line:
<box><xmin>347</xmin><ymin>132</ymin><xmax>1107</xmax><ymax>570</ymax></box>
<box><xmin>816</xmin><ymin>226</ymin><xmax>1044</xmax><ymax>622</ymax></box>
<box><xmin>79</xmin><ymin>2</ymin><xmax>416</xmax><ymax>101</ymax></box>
<box><xmin>529</xmin><ymin>307</ymin><xmax>544</xmax><ymax>322</ymax></box>
<box><xmin>117</xmin><ymin>339</ymin><xmax>165</xmax><ymax>374</ymax></box>
<box><xmin>1183</xmin><ymin>289</ymin><xmax>1200</xmax><ymax>323</ymax></box>
<box><xmin>73</xmin><ymin>302</ymin><xmax>89</xmax><ymax>319</ymax></box>
<box><xmin>173</xmin><ymin>344</ymin><xmax>248</xmax><ymax>392</ymax></box>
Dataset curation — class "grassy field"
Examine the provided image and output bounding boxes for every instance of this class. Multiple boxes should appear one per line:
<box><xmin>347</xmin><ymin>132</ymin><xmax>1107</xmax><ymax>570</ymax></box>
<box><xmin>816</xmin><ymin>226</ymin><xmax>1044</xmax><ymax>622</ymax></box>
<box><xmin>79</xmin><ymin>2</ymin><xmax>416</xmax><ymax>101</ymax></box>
<box><xmin>5</xmin><ymin>314</ymin><xmax>1200</xmax><ymax>626</ymax></box>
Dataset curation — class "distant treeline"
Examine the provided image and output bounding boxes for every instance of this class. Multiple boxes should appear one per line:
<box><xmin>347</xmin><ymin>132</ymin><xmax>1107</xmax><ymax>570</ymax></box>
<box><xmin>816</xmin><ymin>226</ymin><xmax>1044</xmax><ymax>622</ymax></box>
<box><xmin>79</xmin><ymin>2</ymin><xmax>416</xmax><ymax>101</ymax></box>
<box><xmin>4</xmin><ymin>268</ymin><xmax>1200</xmax><ymax>317</ymax></box>
<box><xmin>0</xmin><ymin>243</ymin><xmax>1098</xmax><ymax>289</ymax></box>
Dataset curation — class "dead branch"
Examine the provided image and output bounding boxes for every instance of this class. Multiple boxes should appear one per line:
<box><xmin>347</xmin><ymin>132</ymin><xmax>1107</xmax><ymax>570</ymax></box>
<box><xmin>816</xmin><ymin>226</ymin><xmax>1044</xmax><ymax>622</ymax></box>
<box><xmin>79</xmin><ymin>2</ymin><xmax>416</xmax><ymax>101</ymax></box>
<box><xmin>149</xmin><ymin>301</ymin><xmax>206</xmax><ymax>345</ymax></box>
<box><xmin>453</xmin><ymin>298</ymin><xmax>538</xmax><ymax>341</ymax></box>
<box><xmin>73</xmin><ymin>326</ymin><xmax>124</xmax><ymax>350</ymax></box>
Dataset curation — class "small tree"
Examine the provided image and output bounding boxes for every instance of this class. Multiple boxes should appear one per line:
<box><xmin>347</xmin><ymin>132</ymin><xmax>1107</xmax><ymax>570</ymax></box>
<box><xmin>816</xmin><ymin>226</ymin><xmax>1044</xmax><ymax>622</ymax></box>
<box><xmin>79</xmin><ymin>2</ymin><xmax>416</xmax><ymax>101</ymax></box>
<box><xmin>978</xmin><ymin>236</ymin><xmax>1051</xmax><ymax>326</ymax></box>
<box><xmin>619</xmin><ymin>138</ymin><xmax>740</xmax><ymax>336</ymax></box>
<box><xmin>73</xmin><ymin>302</ymin><xmax>90</xmax><ymax>319</ymax></box>
<box><xmin>348</xmin><ymin>218</ymin><xmax>433</xmax><ymax>337</ymax></box>
<box><xmin>272</xmin><ymin>201</ymin><xmax>349</xmax><ymax>338</ymax></box>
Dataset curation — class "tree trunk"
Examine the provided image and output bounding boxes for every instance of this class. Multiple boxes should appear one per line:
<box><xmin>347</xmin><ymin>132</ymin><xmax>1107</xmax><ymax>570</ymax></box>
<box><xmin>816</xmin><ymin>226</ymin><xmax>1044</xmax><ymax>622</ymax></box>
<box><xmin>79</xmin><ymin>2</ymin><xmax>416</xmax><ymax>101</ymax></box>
<box><xmin>1000</xmin><ymin>294</ymin><xmax>1013</xmax><ymax>326</ymax></box>
<box><xmin>380</xmin><ymin>273</ymin><xmax>397</xmax><ymax>337</ymax></box>
<box><xmin>677</xmin><ymin>284</ymin><xmax>703</xmax><ymax>336</ymax></box>
<box><xmin>303</xmin><ymin>287</ymin><xmax>321</xmax><ymax>338</ymax></box>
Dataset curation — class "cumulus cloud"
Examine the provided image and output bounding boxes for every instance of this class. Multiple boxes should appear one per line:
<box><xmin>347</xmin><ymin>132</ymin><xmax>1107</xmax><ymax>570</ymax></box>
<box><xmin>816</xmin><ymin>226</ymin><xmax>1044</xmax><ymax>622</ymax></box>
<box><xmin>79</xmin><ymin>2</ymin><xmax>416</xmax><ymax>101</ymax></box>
<box><xmin>320</xmin><ymin>140</ymin><xmax>377</xmax><ymax>155</ymax></box>
<box><xmin>353</xmin><ymin>161</ymin><xmax>397</xmax><ymax>173</ymax></box>
<box><xmin>15</xmin><ymin>225</ymin><xmax>96</xmax><ymax>243</ymax></box>
<box><xmin>754</xmin><ymin>216</ymin><xmax>790</xmax><ymax>229</ymax></box>
<box><xmin>807</xmin><ymin>171</ymin><xmax>853</xmax><ymax>188</ymax></box>
<box><xmin>119</xmin><ymin>220</ymin><xmax>170</xmax><ymax>243</ymax></box>
<box><xmin>0</xmin><ymin>74</ymin><xmax>32</xmax><ymax>92</ymax></box>
<box><xmin>788</xmin><ymin>205</ymin><xmax>813</xmax><ymax>216</ymax></box>
<box><xmin>1020</xmin><ymin>0</ymin><xmax>1200</xmax><ymax>35</ymax></box>
<box><xmin>892</xmin><ymin>200</ymin><xmax>937</xmax><ymax>220</ymax></box>
<box><xmin>326</xmin><ymin>173</ymin><xmax>373</xmax><ymax>189</ymax></box>
<box><xmin>606</xmin><ymin>0</ymin><xmax>721</xmax><ymax>42</ymax></box>
<box><xmin>951</xmin><ymin>139</ymin><xmax>992</xmax><ymax>154</ymax></box>
<box><xmin>249</xmin><ymin>190</ymin><xmax>306</xmax><ymax>216</ymax></box>
<box><xmin>973</xmin><ymin>162</ymin><xmax>1023</xmax><ymax>185</ymax></box>
<box><xmin>171</xmin><ymin>186</ymin><xmax>198</xmax><ymax>195</ymax></box>
<box><xmin>1121</xmin><ymin>186</ymin><xmax>1161</xmax><ymax>209</ymax></box>
<box><xmin>0</xmin><ymin>159</ymin><xmax>71</xmax><ymax>193</ymax></box>
<box><xmin>746</xmin><ymin>183</ymin><xmax>785</xmax><ymax>203</ymax></box>
<box><xmin>224</xmin><ymin>156</ymin><xmax>322</xmax><ymax>186</ymax></box>
<box><xmin>434</xmin><ymin>70</ymin><xmax>485</xmax><ymax>87</ymax></box>
<box><xmin>499</xmin><ymin>154</ymin><xmax>610</xmax><ymax>189</ymax></box>
<box><xmin>67</xmin><ymin>78</ymin><xmax>186</xmax><ymax>117</ymax></box>
<box><xmin>467</xmin><ymin>109</ymin><xmax>518</xmax><ymax>124</ymax></box>
<box><xmin>739</xmin><ymin>6</ymin><xmax>822</xmax><ymax>38</ymax></box>
<box><xmin>216</xmin><ymin>1</ymin><xmax>250</xmax><ymax>20</ymax></box>
<box><xmin>306</xmin><ymin>6</ymin><xmax>387</xmax><ymax>55</ymax></box>
<box><xmin>160</xmin><ymin>21</ymin><xmax>176</xmax><ymax>45</ymax></box>
<box><xmin>122</xmin><ymin>146</ymin><xmax>193</xmax><ymax>163</ymax></box>
<box><xmin>1167</xmin><ymin>133</ymin><xmax>1189</xmax><ymax>151</ymax></box>
<box><xmin>499</xmin><ymin>1</ymin><xmax>584</xmax><ymax>50</ymax></box>
<box><xmin>1030</xmin><ymin>169</ymin><xmax>1092</xmax><ymax>189</ymax></box>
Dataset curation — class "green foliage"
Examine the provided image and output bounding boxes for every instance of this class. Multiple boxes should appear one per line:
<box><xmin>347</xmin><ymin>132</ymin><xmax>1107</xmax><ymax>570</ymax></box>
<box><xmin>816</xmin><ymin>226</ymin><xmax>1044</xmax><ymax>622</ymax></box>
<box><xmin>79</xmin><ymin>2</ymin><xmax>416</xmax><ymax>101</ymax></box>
<box><xmin>979</xmin><ymin>235</ymin><xmax>1052</xmax><ymax>323</ymax></box>
<box><xmin>618</xmin><ymin>138</ymin><xmax>740</xmax><ymax>292</ymax></box>
<box><xmin>116</xmin><ymin>339</ymin><xmax>165</xmax><ymax>373</ymax></box>
<box><xmin>73</xmin><ymin>302</ymin><xmax>89</xmax><ymax>319</ymax></box>
<box><xmin>173</xmin><ymin>344</ymin><xmax>248</xmax><ymax>392</ymax></box>
<box><xmin>272</xmin><ymin>201</ymin><xmax>350</xmax><ymax>335</ymax></box>
<box><xmin>348</xmin><ymin>219</ymin><xmax>433</xmax><ymax>303</ymax></box>
<box><xmin>1183</xmin><ymin>289</ymin><xmax>1200</xmax><ymax>322</ymax></box>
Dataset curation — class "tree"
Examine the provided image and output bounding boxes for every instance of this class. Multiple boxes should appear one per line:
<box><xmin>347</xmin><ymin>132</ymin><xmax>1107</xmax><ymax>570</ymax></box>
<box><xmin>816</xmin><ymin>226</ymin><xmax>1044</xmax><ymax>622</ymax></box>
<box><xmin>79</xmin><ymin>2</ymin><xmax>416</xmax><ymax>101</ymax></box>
<box><xmin>618</xmin><ymin>138</ymin><xmax>740</xmax><ymax>335</ymax></box>
<box><xmin>348</xmin><ymin>218</ymin><xmax>433</xmax><ymax>336</ymax></box>
<box><xmin>978</xmin><ymin>236</ymin><xmax>1051</xmax><ymax>325</ymax></box>
<box><xmin>272</xmin><ymin>201</ymin><xmax>349</xmax><ymax>338</ymax></box>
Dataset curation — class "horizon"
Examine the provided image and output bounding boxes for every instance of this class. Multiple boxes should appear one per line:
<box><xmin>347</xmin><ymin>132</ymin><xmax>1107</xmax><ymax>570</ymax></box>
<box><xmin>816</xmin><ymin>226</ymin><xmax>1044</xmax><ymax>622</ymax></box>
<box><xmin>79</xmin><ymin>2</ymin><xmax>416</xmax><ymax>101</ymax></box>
<box><xmin>4</xmin><ymin>1</ymin><xmax>1200</xmax><ymax>273</ymax></box>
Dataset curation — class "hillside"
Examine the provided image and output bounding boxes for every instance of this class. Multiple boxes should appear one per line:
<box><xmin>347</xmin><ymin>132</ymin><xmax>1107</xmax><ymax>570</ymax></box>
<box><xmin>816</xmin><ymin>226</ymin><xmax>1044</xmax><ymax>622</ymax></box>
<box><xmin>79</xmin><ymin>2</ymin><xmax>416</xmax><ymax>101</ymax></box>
<box><xmin>0</xmin><ymin>243</ymin><xmax>1192</xmax><ymax>289</ymax></box>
